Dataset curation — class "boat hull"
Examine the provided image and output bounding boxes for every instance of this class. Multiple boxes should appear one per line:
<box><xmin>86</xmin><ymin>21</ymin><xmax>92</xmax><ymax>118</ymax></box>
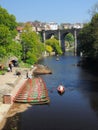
<box><xmin>14</xmin><ymin>77</ymin><xmax>50</xmax><ymax>104</ymax></box>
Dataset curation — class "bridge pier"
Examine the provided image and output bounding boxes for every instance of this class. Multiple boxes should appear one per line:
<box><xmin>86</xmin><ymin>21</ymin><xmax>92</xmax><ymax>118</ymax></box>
<box><xmin>74</xmin><ymin>29</ymin><xmax>77</xmax><ymax>56</ymax></box>
<box><xmin>58</xmin><ymin>28</ymin><xmax>61</xmax><ymax>47</ymax></box>
<box><xmin>42</xmin><ymin>30</ymin><xmax>47</xmax><ymax>56</ymax></box>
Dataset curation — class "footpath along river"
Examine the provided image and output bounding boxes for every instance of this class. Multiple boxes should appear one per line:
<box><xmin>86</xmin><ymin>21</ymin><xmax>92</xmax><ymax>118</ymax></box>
<box><xmin>2</xmin><ymin>54</ymin><xmax>98</xmax><ymax>130</ymax></box>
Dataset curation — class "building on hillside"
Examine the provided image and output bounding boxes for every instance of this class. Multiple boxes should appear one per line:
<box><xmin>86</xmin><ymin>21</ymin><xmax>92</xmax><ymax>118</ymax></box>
<box><xmin>16</xmin><ymin>26</ymin><xmax>24</xmax><ymax>33</ymax></box>
<box><xmin>47</xmin><ymin>22</ymin><xmax>58</xmax><ymax>30</ymax></box>
<box><xmin>61</xmin><ymin>23</ymin><xmax>73</xmax><ymax>29</ymax></box>
<box><xmin>32</xmin><ymin>21</ymin><xmax>43</xmax><ymax>31</ymax></box>
<box><xmin>37</xmin><ymin>22</ymin><xmax>58</xmax><ymax>31</ymax></box>
<box><xmin>61</xmin><ymin>23</ymin><xmax>84</xmax><ymax>29</ymax></box>
<box><xmin>73</xmin><ymin>23</ymin><xmax>84</xmax><ymax>29</ymax></box>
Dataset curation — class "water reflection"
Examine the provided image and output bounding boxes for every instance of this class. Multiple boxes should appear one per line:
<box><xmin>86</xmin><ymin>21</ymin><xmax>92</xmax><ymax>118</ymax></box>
<box><xmin>57</xmin><ymin>91</ymin><xmax>65</xmax><ymax>96</ymax></box>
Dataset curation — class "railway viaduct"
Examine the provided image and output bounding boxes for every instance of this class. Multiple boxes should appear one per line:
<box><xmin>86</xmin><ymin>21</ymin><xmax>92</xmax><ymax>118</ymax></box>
<box><xmin>40</xmin><ymin>28</ymin><xmax>81</xmax><ymax>55</ymax></box>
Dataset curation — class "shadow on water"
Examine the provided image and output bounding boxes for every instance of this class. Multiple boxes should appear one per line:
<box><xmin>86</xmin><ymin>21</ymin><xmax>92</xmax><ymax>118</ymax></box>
<box><xmin>1</xmin><ymin>103</ymin><xmax>32</xmax><ymax>130</ymax></box>
<box><xmin>1</xmin><ymin>112</ymin><xmax>20</xmax><ymax>130</ymax></box>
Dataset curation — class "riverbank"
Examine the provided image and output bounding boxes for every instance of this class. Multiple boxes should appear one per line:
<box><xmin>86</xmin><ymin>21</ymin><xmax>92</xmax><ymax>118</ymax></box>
<box><xmin>0</xmin><ymin>103</ymin><xmax>32</xmax><ymax>130</ymax></box>
<box><xmin>0</xmin><ymin>64</ymin><xmax>50</xmax><ymax>129</ymax></box>
<box><xmin>0</xmin><ymin>66</ymin><xmax>34</xmax><ymax>129</ymax></box>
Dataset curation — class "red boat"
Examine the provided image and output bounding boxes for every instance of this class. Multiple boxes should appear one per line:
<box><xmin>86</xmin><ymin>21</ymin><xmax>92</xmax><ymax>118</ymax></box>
<box><xmin>57</xmin><ymin>85</ymin><xmax>65</xmax><ymax>94</ymax></box>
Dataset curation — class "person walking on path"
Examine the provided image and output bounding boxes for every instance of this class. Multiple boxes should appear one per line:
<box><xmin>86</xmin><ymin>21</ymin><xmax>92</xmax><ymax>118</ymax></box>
<box><xmin>8</xmin><ymin>61</ymin><xmax>12</xmax><ymax>72</ymax></box>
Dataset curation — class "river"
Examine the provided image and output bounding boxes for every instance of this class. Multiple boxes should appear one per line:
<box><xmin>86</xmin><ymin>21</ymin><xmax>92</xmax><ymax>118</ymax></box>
<box><xmin>4</xmin><ymin>54</ymin><xmax>98</xmax><ymax>130</ymax></box>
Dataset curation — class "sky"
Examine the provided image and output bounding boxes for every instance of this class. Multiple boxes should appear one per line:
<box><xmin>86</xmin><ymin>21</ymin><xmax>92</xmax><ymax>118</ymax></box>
<box><xmin>0</xmin><ymin>0</ymin><xmax>98</xmax><ymax>24</ymax></box>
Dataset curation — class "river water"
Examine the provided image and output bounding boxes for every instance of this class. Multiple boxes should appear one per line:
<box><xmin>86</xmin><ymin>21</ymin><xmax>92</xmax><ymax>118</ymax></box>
<box><xmin>19</xmin><ymin>54</ymin><xmax>98</xmax><ymax>130</ymax></box>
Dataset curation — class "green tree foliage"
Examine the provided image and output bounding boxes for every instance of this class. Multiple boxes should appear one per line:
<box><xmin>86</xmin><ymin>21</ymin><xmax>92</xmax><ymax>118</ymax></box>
<box><xmin>0</xmin><ymin>25</ymin><xmax>11</xmax><ymax>46</ymax></box>
<box><xmin>91</xmin><ymin>13</ymin><xmax>98</xmax><ymax>58</ymax></box>
<box><xmin>78</xmin><ymin>13</ymin><xmax>98</xmax><ymax>59</ymax></box>
<box><xmin>7</xmin><ymin>41</ymin><xmax>22</xmax><ymax>58</ymax></box>
<box><xmin>18</xmin><ymin>22</ymin><xmax>25</xmax><ymax>27</ymax></box>
<box><xmin>0</xmin><ymin>46</ymin><xmax>6</xmax><ymax>58</ymax></box>
<box><xmin>88</xmin><ymin>2</ymin><xmax>98</xmax><ymax>17</ymax></box>
<box><xmin>45</xmin><ymin>38</ymin><xmax>62</xmax><ymax>55</ymax></box>
<box><xmin>45</xmin><ymin>45</ymin><xmax>53</xmax><ymax>53</ymax></box>
<box><xmin>0</xmin><ymin>6</ymin><xmax>17</xmax><ymax>38</ymax></box>
<box><xmin>64</xmin><ymin>33</ymin><xmax>74</xmax><ymax>51</ymax></box>
<box><xmin>0</xmin><ymin>6</ymin><xmax>22</xmax><ymax>64</ymax></box>
<box><xmin>20</xmin><ymin>25</ymin><xmax>45</xmax><ymax>64</ymax></box>
<box><xmin>64</xmin><ymin>33</ymin><xmax>74</xmax><ymax>45</ymax></box>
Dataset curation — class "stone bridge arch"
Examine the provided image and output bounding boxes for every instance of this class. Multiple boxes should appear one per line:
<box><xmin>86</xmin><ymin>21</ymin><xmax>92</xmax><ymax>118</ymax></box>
<box><xmin>41</xmin><ymin>28</ymin><xmax>81</xmax><ymax>55</ymax></box>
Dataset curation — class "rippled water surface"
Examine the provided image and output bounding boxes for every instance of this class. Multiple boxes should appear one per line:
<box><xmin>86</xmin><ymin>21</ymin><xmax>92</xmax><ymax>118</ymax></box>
<box><xmin>19</xmin><ymin>54</ymin><xmax>98</xmax><ymax>130</ymax></box>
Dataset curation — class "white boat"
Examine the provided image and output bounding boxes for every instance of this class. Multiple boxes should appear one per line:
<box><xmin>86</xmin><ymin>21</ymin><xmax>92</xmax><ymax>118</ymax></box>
<box><xmin>57</xmin><ymin>85</ymin><xmax>65</xmax><ymax>94</ymax></box>
<box><xmin>56</xmin><ymin>54</ymin><xmax>59</xmax><ymax>61</ymax></box>
<box><xmin>56</xmin><ymin>57</ymin><xmax>59</xmax><ymax>61</ymax></box>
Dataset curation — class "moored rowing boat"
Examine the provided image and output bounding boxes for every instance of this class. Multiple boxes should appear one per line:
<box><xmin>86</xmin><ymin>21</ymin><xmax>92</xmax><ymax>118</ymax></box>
<box><xmin>14</xmin><ymin>77</ymin><xmax>50</xmax><ymax>104</ymax></box>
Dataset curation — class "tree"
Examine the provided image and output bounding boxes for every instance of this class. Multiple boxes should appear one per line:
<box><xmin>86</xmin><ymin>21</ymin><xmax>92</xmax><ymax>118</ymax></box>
<box><xmin>65</xmin><ymin>33</ymin><xmax>74</xmax><ymax>44</ymax></box>
<box><xmin>0</xmin><ymin>6</ymin><xmax>17</xmax><ymax>38</ymax></box>
<box><xmin>0</xmin><ymin>6</ymin><xmax>21</xmax><ymax>64</ymax></box>
<box><xmin>78</xmin><ymin>13</ymin><xmax>98</xmax><ymax>59</ymax></box>
<box><xmin>20</xmin><ymin>25</ymin><xmax>45</xmax><ymax>64</ymax></box>
<box><xmin>45</xmin><ymin>45</ymin><xmax>53</xmax><ymax>53</ymax></box>
<box><xmin>0</xmin><ymin>46</ymin><xmax>6</xmax><ymax>58</ymax></box>
<box><xmin>91</xmin><ymin>13</ymin><xmax>98</xmax><ymax>58</ymax></box>
<box><xmin>64</xmin><ymin>33</ymin><xmax>74</xmax><ymax>51</ymax></box>
<box><xmin>88</xmin><ymin>2</ymin><xmax>98</xmax><ymax>17</ymax></box>
<box><xmin>7</xmin><ymin>41</ymin><xmax>22</xmax><ymax>58</ymax></box>
<box><xmin>18</xmin><ymin>22</ymin><xmax>25</xmax><ymax>27</ymax></box>
<box><xmin>45</xmin><ymin>38</ymin><xmax>63</xmax><ymax>55</ymax></box>
<box><xmin>0</xmin><ymin>25</ymin><xmax>11</xmax><ymax>47</ymax></box>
